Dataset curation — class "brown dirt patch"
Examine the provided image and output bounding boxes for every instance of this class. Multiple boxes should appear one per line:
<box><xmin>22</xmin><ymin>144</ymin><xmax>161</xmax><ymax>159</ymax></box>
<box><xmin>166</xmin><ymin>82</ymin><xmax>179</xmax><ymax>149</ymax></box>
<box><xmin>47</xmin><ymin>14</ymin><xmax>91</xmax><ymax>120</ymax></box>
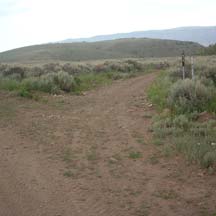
<box><xmin>0</xmin><ymin>73</ymin><xmax>216</xmax><ymax>216</ymax></box>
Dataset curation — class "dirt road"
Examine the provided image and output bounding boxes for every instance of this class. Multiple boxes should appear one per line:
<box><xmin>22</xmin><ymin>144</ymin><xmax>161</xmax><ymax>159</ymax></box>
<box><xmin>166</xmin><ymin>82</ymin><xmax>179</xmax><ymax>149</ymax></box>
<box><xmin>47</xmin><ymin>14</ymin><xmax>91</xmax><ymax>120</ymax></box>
<box><xmin>0</xmin><ymin>73</ymin><xmax>215</xmax><ymax>216</ymax></box>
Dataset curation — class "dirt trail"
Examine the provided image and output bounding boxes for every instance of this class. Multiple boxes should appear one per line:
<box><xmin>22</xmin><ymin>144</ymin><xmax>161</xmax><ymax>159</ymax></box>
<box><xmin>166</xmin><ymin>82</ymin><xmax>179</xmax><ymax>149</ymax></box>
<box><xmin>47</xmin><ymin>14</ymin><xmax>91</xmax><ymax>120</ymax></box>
<box><xmin>0</xmin><ymin>73</ymin><xmax>215</xmax><ymax>216</ymax></box>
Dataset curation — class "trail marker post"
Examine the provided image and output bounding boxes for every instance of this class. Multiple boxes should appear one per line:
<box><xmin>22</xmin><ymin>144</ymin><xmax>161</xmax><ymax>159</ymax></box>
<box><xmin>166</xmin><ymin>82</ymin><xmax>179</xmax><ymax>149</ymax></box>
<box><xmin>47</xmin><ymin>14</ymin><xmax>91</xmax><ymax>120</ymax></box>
<box><xmin>182</xmin><ymin>51</ymin><xmax>185</xmax><ymax>79</ymax></box>
<box><xmin>191</xmin><ymin>56</ymin><xmax>194</xmax><ymax>79</ymax></box>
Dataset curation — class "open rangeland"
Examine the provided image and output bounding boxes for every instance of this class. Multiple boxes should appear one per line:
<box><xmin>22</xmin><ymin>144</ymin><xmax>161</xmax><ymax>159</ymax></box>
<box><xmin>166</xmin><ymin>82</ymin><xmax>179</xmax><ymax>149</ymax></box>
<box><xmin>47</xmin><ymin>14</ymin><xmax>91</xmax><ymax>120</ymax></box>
<box><xmin>0</xmin><ymin>72</ymin><xmax>215</xmax><ymax>216</ymax></box>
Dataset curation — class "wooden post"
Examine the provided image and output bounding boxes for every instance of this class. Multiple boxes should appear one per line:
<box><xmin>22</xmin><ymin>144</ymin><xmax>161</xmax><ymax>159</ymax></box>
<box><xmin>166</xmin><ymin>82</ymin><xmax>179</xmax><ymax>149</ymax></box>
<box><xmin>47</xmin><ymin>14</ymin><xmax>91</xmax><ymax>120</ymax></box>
<box><xmin>182</xmin><ymin>51</ymin><xmax>185</xmax><ymax>79</ymax></box>
<box><xmin>191</xmin><ymin>56</ymin><xmax>194</xmax><ymax>79</ymax></box>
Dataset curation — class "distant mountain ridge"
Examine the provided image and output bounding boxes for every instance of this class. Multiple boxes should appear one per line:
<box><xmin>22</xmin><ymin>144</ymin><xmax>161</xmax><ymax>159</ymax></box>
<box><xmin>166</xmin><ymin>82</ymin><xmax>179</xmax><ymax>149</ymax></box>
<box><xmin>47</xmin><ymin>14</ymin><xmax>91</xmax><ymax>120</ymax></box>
<box><xmin>60</xmin><ymin>26</ymin><xmax>216</xmax><ymax>46</ymax></box>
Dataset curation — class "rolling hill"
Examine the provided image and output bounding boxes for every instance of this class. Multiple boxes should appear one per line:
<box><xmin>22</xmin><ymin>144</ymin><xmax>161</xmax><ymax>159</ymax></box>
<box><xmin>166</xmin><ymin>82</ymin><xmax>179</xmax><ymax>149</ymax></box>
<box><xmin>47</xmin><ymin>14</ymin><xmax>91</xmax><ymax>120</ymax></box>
<box><xmin>0</xmin><ymin>38</ymin><xmax>203</xmax><ymax>63</ymax></box>
<box><xmin>61</xmin><ymin>26</ymin><xmax>216</xmax><ymax>46</ymax></box>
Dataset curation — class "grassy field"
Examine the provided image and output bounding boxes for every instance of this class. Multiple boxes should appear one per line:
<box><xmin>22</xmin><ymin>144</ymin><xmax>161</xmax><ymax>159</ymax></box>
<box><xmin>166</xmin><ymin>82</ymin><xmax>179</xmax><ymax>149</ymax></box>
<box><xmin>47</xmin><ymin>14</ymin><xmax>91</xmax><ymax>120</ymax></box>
<box><xmin>0</xmin><ymin>38</ymin><xmax>203</xmax><ymax>63</ymax></box>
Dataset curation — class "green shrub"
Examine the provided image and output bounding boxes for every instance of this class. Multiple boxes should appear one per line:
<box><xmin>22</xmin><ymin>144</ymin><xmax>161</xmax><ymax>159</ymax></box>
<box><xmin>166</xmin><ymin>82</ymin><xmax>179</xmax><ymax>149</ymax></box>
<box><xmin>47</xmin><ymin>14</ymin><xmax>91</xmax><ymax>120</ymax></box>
<box><xmin>53</xmin><ymin>71</ymin><xmax>76</xmax><ymax>92</ymax></box>
<box><xmin>147</xmin><ymin>72</ymin><xmax>172</xmax><ymax>110</ymax></box>
<box><xmin>21</xmin><ymin>77</ymin><xmax>40</xmax><ymax>91</ymax></box>
<box><xmin>208</xmin><ymin>97</ymin><xmax>216</xmax><ymax>113</ymax></box>
<box><xmin>43</xmin><ymin>63</ymin><xmax>61</xmax><ymax>73</ymax></box>
<box><xmin>124</xmin><ymin>59</ymin><xmax>143</xmax><ymax>71</ymax></box>
<box><xmin>21</xmin><ymin>75</ymin><xmax>57</xmax><ymax>93</ymax></box>
<box><xmin>202</xmin><ymin>151</ymin><xmax>216</xmax><ymax>168</ymax></box>
<box><xmin>190</xmin><ymin>120</ymin><xmax>216</xmax><ymax>137</ymax></box>
<box><xmin>2</xmin><ymin>66</ymin><xmax>26</xmax><ymax>80</ymax></box>
<box><xmin>201</xmin><ymin>67</ymin><xmax>216</xmax><ymax>86</ymax></box>
<box><xmin>39</xmin><ymin>73</ymin><xmax>60</xmax><ymax>93</ymax></box>
<box><xmin>168</xmin><ymin>79</ymin><xmax>213</xmax><ymax>113</ymax></box>
<box><xmin>18</xmin><ymin>87</ymin><xmax>32</xmax><ymax>98</ymax></box>
<box><xmin>62</xmin><ymin>63</ymin><xmax>92</xmax><ymax>75</ymax></box>
<box><xmin>0</xmin><ymin>78</ymin><xmax>20</xmax><ymax>91</ymax></box>
<box><xmin>28</xmin><ymin>66</ymin><xmax>44</xmax><ymax>77</ymax></box>
<box><xmin>173</xmin><ymin>114</ymin><xmax>189</xmax><ymax>129</ymax></box>
<box><xmin>21</xmin><ymin>71</ymin><xmax>76</xmax><ymax>94</ymax></box>
<box><xmin>173</xmin><ymin>132</ymin><xmax>216</xmax><ymax>168</ymax></box>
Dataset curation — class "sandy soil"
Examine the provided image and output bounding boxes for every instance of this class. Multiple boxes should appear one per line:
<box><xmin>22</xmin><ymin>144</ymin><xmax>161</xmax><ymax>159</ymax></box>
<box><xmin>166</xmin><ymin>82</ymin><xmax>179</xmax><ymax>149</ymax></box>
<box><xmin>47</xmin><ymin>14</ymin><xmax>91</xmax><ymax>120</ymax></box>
<box><xmin>0</xmin><ymin>73</ymin><xmax>215</xmax><ymax>216</ymax></box>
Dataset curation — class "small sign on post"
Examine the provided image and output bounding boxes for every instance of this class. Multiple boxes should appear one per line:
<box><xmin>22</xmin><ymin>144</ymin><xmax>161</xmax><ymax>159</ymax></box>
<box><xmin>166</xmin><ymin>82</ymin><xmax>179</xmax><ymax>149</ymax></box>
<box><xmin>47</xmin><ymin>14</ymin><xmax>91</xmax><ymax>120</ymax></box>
<box><xmin>182</xmin><ymin>51</ymin><xmax>185</xmax><ymax>79</ymax></box>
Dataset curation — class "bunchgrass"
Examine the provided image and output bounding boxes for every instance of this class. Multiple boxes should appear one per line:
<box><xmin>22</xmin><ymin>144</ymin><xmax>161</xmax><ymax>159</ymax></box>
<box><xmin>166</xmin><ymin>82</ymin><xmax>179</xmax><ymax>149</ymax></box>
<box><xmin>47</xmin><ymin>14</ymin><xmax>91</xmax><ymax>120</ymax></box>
<box><xmin>147</xmin><ymin>71</ymin><xmax>172</xmax><ymax>111</ymax></box>
<box><xmin>129</xmin><ymin>151</ymin><xmax>143</xmax><ymax>159</ymax></box>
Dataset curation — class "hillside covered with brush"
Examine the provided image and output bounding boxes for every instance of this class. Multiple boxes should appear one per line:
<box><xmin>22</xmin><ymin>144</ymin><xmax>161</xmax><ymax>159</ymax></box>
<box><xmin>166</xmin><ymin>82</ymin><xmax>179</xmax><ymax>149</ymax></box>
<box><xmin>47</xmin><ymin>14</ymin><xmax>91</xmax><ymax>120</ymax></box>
<box><xmin>0</xmin><ymin>38</ymin><xmax>203</xmax><ymax>63</ymax></box>
<box><xmin>201</xmin><ymin>43</ymin><xmax>216</xmax><ymax>55</ymax></box>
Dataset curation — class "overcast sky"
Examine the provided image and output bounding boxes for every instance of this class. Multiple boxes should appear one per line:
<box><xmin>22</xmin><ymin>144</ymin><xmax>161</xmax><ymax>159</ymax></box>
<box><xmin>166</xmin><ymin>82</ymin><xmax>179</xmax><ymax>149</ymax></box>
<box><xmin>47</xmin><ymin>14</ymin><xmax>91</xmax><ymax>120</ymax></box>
<box><xmin>0</xmin><ymin>0</ymin><xmax>216</xmax><ymax>52</ymax></box>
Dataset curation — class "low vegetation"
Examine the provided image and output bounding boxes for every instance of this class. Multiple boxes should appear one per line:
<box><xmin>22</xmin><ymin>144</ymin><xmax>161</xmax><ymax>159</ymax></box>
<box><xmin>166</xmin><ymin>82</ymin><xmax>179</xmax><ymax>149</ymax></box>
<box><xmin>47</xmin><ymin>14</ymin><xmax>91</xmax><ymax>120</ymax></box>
<box><xmin>148</xmin><ymin>63</ymin><xmax>216</xmax><ymax>170</ymax></box>
<box><xmin>201</xmin><ymin>43</ymin><xmax>216</xmax><ymax>55</ymax></box>
<box><xmin>129</xmin><ymin>151</ymin><xmax>143</xmax><ymax>159</ymax></box>
<box><xmin>0</xmin><ymin>60</ymin><xmax>169</xmax><ymax>97</ymax></box>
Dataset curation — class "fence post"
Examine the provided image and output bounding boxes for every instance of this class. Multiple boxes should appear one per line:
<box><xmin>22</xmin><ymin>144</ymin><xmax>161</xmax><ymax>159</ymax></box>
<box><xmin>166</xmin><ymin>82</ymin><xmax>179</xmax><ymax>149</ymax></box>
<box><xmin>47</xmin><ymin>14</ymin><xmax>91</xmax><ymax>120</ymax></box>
<box><xmin>191</xmin><ymin>56</ymin><xmax>194</xmax><ymax>79</ymax></box>
<box><xmin>182</xmin><ymin>51</ymin><xmax>185</xmax><ymax>79</ymax></box>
